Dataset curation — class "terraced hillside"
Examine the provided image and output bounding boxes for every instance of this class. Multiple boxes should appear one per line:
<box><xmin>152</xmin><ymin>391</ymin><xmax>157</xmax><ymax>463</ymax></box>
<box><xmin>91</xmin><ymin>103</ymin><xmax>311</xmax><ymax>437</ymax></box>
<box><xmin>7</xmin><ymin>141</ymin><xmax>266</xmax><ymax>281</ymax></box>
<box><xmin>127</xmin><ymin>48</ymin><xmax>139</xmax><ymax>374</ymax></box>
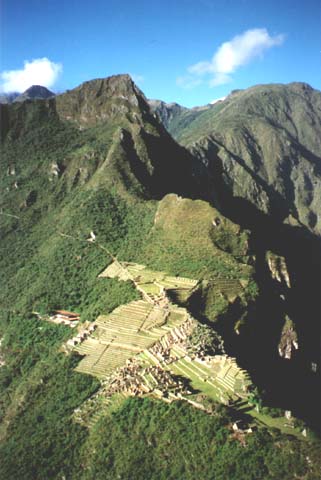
<box><xmin>73</xmin><ymin>299</ymin><xmax>189</xmax><ymax>377</ymax></box>
<box><xmin>168</xmin><ymin>351</ymin><xmax>251</xmax><ymax>404</ymax></box>
<box><xmin>100</xmin><ymin>260</ymin><xmax>199</xmax><ymax>302</ymax></box>
<box><xmin>70</xmin><ymin>261</ymin><xmax>252</xmax><ymax>427</ymax></box>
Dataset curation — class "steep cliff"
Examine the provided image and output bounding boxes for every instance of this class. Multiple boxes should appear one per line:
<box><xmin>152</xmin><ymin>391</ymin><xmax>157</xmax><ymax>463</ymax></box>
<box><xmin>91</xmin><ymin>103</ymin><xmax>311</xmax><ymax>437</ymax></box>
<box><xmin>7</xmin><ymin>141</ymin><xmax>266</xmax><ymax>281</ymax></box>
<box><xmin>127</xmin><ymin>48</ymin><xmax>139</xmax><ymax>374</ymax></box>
<box><xmin>163</xmin><ymin>83</ymin><xmax>321</xmax><ymax>236</ymax></box>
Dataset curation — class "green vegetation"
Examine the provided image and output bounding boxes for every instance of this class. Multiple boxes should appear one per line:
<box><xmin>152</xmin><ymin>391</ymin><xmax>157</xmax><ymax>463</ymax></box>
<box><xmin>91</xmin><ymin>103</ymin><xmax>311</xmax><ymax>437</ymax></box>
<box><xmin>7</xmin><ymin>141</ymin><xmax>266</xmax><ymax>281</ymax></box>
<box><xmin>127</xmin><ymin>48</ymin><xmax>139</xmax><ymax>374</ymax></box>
<box><xmin>0</xmin><ymin>353</ymin><xmax>99</xmax><ymax>480</ymax></box>
<box><xmin>0</xmin><ymin>311</ymin><xmax>99</xmax><ymax>480</ymax></box>
<box><xmin>170</xmin><ymin>101</ymin><xmax>228</xmax><ymax>144</ymax></box>
<box><xmin>163</xmin><ymin>83</ymin><xmax>321</xmax><ymax>235</ymax></box>
<box><xmin>77</xmin><ymin>397</ymin><xmax>320</xmax><ymax>480</ymax></box>
<box><xmin>0</xmin><ymin>99</ymin><xmax>255</xmax><ymax>326</ymax></box>
<box><xmin>186</xmin><ymin>323</ymin><xmax>224</xmax><ymax>355</ymax></box>
<box><xmin>141</xmin><ymin>195</ymin><xmax>252</xmax><ymax>282</ymax></box>
<box><xmin>0</xmin><ymin>314</ymin><xmax>70</xmax><ymax>378</ymax></box>
<box><xmin>210</xmin><ymin>226</ymin><xmax>249</xmax><ymax>258</ymax></box>
<box><xmin>0</xmin><ymin>78</ymin><xmax>319</xmax><ymax>479</ymax></box>
<box><xmin>152</xmin><ymin>100</ymin><xmax>228</xmax><ymax>145</ymax></box>
<box><xmin>0</xmin><ymin>184</ymin><xmax>153</xmax><ymax>319</ymax></box>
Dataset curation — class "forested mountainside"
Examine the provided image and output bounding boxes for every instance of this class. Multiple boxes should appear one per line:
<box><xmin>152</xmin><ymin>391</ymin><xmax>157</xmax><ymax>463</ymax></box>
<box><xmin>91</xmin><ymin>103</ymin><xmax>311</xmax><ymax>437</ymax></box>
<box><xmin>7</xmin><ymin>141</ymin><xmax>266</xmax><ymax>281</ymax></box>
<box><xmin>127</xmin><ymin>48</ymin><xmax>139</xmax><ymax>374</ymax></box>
<box><xmin>151</xmin><ymin>82</ymin><xmax>321</xmax><ymax>236</ymax></box>
<box><xmin>152</xmin><ymin>81</ymin><xmax>321</xmax><ymax>444</ymax></box>
<box><xmin>0</xmin><ymin>75</ymin><xmax>320</xmax><ymax>479</ymax></box>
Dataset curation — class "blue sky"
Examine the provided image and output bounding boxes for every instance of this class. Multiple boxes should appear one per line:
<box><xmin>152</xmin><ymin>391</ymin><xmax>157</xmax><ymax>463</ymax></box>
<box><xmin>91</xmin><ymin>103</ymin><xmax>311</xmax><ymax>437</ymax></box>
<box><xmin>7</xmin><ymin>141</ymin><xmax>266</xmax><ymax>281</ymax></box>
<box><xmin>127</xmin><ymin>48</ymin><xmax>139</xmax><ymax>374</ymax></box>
<box><xmin>1</xmin><ymin>0</ymin><xmax>320</xmax><ymax>107</ymax></box>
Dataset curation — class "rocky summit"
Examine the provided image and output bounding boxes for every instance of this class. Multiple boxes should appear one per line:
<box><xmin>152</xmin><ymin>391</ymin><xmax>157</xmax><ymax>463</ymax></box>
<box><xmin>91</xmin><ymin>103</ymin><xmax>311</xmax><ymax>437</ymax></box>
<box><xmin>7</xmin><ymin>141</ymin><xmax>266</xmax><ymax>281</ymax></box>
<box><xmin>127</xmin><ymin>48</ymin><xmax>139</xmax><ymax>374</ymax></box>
<box><xmin>1</xmin><ymin>75</ymin><xmax>200</xmax><ymax>199</ymax></box>
<box><xmin>0</xmin><ymin>74</ymin><xmax>320</xmax><ymax>480</ymax></box>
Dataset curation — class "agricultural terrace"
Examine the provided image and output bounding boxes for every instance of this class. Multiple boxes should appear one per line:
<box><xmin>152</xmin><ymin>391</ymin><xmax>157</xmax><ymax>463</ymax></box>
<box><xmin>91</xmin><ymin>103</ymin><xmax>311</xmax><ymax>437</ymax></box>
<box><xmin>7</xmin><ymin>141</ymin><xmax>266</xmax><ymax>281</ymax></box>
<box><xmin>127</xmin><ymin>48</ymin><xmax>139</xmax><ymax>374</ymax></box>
<box><xmin>73</xmin><ymin>299</ymin><xmax>189</xmax><ymax>377</ymax></box>
<box><xmin>69</xmin><ymin>262</ymin><xmax>252</xmax><ymax>427</ymax></box>
<box><xmin>99</xmin><ymin>260</ymin><xmax>199</xmax><ymax>303</ymax></box>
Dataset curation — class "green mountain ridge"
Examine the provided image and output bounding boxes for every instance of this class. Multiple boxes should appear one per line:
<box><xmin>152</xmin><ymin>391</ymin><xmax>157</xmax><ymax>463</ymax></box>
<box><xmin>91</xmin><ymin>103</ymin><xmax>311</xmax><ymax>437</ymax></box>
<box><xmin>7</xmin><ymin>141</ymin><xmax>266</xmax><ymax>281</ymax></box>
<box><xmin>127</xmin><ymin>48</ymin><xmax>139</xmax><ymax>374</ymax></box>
<box><xmin>1</xmin><ymin>75</ymin><xmax>203</xmax><ymax>200</ymax></box>
<box><xmin>0</xmin><ymin>75</ymin><xmax>320</xmax><ymax>479</ymax></box>
<box><xmin>151</xmin><ymin>82</ymin><xmax>321</xmax><ymax>236</ymax></box>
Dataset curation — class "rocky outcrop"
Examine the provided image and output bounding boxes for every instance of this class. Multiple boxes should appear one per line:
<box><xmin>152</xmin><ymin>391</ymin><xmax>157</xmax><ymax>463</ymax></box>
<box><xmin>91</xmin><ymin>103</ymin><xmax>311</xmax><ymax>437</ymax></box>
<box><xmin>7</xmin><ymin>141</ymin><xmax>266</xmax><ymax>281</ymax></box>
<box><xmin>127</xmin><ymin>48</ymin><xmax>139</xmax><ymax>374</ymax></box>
<box><xmin>278</xmin><ymin>316</ymin><xmax>298</xmax><ymax>359</ymax></box>
<box><xmin>266</xmin><ymin>251</ymin><xmax>291</xmax><ymax>288</ymax></box>
<box><xmin>7</xmin><ymin>165</ymin><xmax>15</xmax><ymax>176</ymax></box>
<box><xmin>49</xmin><ymin>162</ymin><xmax>60</xmax><ymax>180</ymax></box>
<box><xmin>55</xmin><ymin>75</ymin><xmax>148</xmax><ymax>126</ymax></box>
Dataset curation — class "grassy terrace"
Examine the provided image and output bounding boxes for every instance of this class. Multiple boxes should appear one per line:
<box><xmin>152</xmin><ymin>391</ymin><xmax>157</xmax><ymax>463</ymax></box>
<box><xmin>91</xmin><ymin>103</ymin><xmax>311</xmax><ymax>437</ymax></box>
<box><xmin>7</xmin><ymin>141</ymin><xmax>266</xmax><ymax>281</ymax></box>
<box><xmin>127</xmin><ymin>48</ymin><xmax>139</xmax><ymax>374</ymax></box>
<box><xmin>100</xmin><ymin>261</ymin><xmax>199</xmax><ymax>301</ymax></box>
<box><xmin>169</xmin><ymin>360</ymin><xmax>227</xmax><ymax>403</ymax></box>
<box><xmin>212</xmin><ymin>279</ymin><xmax>244</xmax><ymax>295</ymax></box>
<box><xmin>73</xmin><ymin>299</ymin><xmax>189</xmax><ymax>378</ymax></box>
<box><xmin>167</xmin><ymin>350</ymin><xmax>250</xmax><ymax>405</ymax></box>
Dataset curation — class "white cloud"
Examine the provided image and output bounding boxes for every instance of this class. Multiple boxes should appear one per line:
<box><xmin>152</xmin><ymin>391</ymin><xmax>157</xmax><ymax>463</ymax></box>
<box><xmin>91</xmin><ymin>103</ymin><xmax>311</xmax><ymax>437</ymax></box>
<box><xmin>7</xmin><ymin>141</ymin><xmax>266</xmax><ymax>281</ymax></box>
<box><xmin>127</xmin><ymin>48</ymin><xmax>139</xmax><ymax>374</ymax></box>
<box><xmin>176</xmin><ymin>75</ymin><xmax>203</xmax><ymax>89</ymax></box>
<box><xmin>130</xmin><ymin>73</ymin><xmax>144</xmax><ymax>85</ymax></box>
<box><xmin>209</xmin><ymin>73</ymin><xmax>232</xmax><ymax>87</ymax></box>
<box><xmin>0</xmin><ymin>58</ymin><xmax>62</xmax><ymax>93</ymax></box>
<box><xmin>179</xmin><ymin>28</ymin><xmax>284</xmax><ymax>88</ymax></box>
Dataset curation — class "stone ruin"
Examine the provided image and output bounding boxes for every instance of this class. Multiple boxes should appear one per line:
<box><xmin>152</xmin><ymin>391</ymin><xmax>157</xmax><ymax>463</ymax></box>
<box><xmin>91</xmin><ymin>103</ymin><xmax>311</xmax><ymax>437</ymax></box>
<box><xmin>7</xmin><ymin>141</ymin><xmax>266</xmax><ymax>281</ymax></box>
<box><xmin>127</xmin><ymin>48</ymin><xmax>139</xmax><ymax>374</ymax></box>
<box><xmin>96</xmin><ymin>356</ymin><xmax>191</xmax><ymax>401</ymax></box>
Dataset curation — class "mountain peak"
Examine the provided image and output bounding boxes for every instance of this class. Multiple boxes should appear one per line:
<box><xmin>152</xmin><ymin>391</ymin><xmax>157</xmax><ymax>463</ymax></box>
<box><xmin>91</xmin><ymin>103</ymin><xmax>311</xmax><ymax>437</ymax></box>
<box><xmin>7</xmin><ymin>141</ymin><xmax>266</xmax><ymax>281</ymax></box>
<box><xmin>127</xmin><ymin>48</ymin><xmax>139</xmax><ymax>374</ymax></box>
<box><xmin>14</xmin><ymin>85</ymin><xmax>55</xmax><ymax>102</ymax></box>
<box><xmin>23</xmin><ymin>85</ymin><xmax>54</xmax><ymax>96</ymax></box>
<box><xmin>65</xmin><ymin>74</ymin><xmax>142</xmax><ymax>99</ymax></box>
<box><xmin>55</xmin><ymin>74</ymin><xmax>149</xmax><ymax>126</ymax></box>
